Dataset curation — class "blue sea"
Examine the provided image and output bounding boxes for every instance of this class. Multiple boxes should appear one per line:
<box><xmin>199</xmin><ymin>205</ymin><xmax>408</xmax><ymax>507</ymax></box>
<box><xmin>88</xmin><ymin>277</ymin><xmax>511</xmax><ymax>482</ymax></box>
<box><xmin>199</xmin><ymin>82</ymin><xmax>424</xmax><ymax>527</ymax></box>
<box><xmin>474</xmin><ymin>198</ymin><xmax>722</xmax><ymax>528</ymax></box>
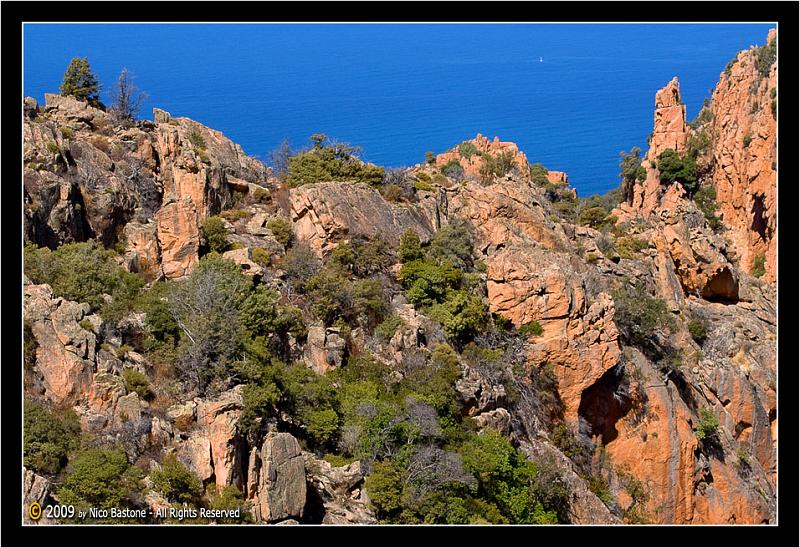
<box><xmin>23</xmin><ymin>23</ymin><xmax>774</xmax><ymax>196</ymax></box>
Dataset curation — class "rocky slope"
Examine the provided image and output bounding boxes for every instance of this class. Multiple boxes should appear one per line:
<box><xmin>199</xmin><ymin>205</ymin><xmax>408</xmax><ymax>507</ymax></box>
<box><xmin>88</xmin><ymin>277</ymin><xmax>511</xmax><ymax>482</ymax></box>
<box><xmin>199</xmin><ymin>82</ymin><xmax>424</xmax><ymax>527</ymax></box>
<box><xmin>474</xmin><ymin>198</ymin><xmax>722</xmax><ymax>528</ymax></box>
<box><xmin>22</xmin><ymin>30</ymin><xmax>776</xmax><ymax>525</ymax></box>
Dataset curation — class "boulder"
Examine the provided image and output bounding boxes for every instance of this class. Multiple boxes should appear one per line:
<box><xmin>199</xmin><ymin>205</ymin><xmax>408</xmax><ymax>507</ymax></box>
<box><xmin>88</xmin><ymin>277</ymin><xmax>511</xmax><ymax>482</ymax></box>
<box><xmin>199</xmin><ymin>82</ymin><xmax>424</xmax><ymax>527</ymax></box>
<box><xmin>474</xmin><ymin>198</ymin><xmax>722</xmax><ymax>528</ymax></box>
<box><xmin>250</xmin><ymin>432</ymin><xmax>307</xmax><ymax>522</ymax></box>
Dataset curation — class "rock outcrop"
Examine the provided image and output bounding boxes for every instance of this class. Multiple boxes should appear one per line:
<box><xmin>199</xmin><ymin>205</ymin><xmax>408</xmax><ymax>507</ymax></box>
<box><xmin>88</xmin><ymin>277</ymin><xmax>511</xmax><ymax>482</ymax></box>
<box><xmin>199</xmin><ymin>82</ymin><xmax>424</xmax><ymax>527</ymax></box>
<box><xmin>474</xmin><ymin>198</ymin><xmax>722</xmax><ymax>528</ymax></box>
<box><xmin>709</xmin><ymin>29</ymin><xmax>777</xmax><ymax>281</ymax></box>
<box><xmin>434</xmin><ymin>133</ymin><xmax>529</xmax><ymax>180</ymax></box>
<box><xmin>289</xmin><ymin>182</ymin><xmax>439</xmax><ymax>256</ymax></box>
<box><xmin>248</xmin><ymin>432</ymin><xmax>307</xmax><ymax>523</ymax></box>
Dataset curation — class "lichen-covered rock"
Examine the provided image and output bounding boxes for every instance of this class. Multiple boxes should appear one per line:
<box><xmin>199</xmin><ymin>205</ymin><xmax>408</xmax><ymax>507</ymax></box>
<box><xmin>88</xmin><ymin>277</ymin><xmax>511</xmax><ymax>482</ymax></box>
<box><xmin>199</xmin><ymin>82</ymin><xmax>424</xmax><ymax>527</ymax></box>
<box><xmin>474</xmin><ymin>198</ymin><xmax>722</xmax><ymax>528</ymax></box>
<box><xmin>24</xmin><ymin>468</ymin><xmax>54</xmax><ymax>524</ymax></box>
<box><xmin>249</xmin><ymin>432</ymin><xmax>307</xmax><ymax>522</ymax></box>
<box><xmin>289</xmin><ymin>182</ymin><xmax>437</xmax><ymax>255</ymax></box>
<box><xmin>303</xmin><ymin>453</ymin><xmax>377</xmax><ymax>524</ymax></box>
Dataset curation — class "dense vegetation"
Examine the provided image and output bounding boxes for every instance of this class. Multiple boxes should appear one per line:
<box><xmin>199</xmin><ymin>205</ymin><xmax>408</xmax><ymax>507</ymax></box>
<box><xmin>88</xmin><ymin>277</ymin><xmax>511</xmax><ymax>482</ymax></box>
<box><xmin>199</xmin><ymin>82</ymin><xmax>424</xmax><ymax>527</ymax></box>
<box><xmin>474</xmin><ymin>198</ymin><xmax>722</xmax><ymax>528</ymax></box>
<box><xmin>286</xmin><ymin>134</ymin><xmax>385</xmax><ymax>188</ymax></box>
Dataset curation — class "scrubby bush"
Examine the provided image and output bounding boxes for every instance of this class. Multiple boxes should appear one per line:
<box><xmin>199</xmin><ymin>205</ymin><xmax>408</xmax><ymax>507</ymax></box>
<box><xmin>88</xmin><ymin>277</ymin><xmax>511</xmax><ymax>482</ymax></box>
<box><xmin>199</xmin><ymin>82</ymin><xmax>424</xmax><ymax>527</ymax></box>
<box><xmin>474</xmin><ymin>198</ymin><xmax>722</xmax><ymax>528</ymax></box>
<box><xmin>657</xmin><ymin>148</ymin><xmax>697</xmax><ymax>194</ymax></box>
<box><xmin>579</xmin><ymin>207</ymin><xmax>612</xmax><ymax>229</ymax></box>
<box><xmin>694</xmin><ymin>408</ymin><xmax>720</xmax><ymax>442</ymax></box>
<box><xmin>280</xmin><ymin>244</ymin><xmax>322</xmax><ymax>290</ymax></box>
<box><xmin>151</xmin><ymin>453</ymin><xmax>203</xmax><ymax>504</ymax></box>
<box><xmin>615</xmin><ymin>236</ymin><xmax>648</xmax><ymax>259</ymax></box>
<box><xmin>613</xmin><ymin>282</ymin><xmax>676</xmax><ymax>352</ymax></box>
<box><xmin>427</xmin><ymin>218</ymin><xmax>474</xmax><ymax>271</ymax></box>
<box><xmin>519</xmin><ymin>320</ymin><xmax>543</xmax><ymax>337</ymax></box>
<box><xmin>201</xmin><ymin>216</ymin><xmax>230</xmax><ymax>254</ymax></box>
<box><xmin>755</xmin><ymin>36</ymin><xmax>776</xmax><ymax>78</ymax></box>
<box><xmin>441</xmin><ymin>159</ymin><xmax>465</xmax><ymax>180</ymax></box>
<box><xmin>458</xmin><ymin>142</ymin><xmax>479</xmax><ymax>159</ymax></box>
<box><xmin>123</xmin><ymin>368</ymin><xmax>155</xmax><ymax>401</ymax></box>
<box><xmin>376</xmin><ymin>314</ymin><xmax>405</xmax><ymax>342</ymax></box>
<box><xmin>751</xmin><ymin>254</ymin><xmax>766</xmax><ymax>278</ymax></box>
<box><xmin>619</xmin><ymin>147</ymin><xmax>646</xmax><ymax>204</ymax></box>
<box><xmin>24</xmin><ymin>241</ymin><xmax>144</xmax><ymax>322</ymax></box>
<box><xmin>398</xmin><ymin>229</ymin><xmax>423</xmax><ymax>263</ymax></box>
<box><xmin>207</xmin><ymin>485</ymin><xmax>253</xmax><ymax>523</ymax></box>
<box><xmin>428</xmin><ymin>290</ymin><xmax>487</xmax><ymax>341</ymax></box>
<box><xmin>414</xmin><ymin>179</ymin><xmax>434</xmax><ymax>192</ymax></box>
<box><xmin>24</xmin><ymin>400</ymin><xmax>81</xmax><ymax>475</ymax></box>
<box><xmin>479</xmin><ymin>151</ymin><xmax>517</xmax><ymax>182</ymax></box>
<box><xmin>398</xmin><ymin>260</ymin><xmax>462</xmax><ymax>307</ymax></box>
<box><xmin>266</xmin><ymin>218</ymin><xmax>293</xmax><ymax>248</ymax></box>
<box><xmin>57</xmin><ymin>448</ymin><xmax>142</xmax><ymax>516</ymax></box>
<box><xmin>286</xmin><ymin>134</ymin><xmax>384</xmax><ymax>187</ymax></box>
<box><xmin>529</xmin><ymin>163</ymin><xmax>549</xmax><ymax>186</ymax></box>
<box><xmin>251</xmin><ymin>247</ymin><xmax>270</xmax><ymax>267</ymax></box>
<box><xmin>331</xmin><ymin>236</ymin><xmax>392</xmax><ymax>277</ymax></box>
<box><xmin>693</xmin><ymin>184</ymin><xmax>722</xmax><ymax>230</ymax></box>
<box><xmin>687</xmin><ymin>317</ymin><xmax>708</xmax><ymax>344</ymax></box>
<box><xmin>742</xmin><ymin>134</ymin><xmax>752</xmax><ymax>148</ymax></box>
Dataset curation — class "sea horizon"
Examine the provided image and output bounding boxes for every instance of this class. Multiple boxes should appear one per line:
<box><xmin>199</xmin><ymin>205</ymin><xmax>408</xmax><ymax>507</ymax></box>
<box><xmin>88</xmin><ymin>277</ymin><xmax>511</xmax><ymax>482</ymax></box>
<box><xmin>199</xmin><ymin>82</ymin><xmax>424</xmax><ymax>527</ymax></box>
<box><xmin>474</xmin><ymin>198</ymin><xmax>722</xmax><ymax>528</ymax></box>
<box><xmin>23</xmin><ymin>23</ymin><xmax>775</xmax><ymax>196</ymax></box>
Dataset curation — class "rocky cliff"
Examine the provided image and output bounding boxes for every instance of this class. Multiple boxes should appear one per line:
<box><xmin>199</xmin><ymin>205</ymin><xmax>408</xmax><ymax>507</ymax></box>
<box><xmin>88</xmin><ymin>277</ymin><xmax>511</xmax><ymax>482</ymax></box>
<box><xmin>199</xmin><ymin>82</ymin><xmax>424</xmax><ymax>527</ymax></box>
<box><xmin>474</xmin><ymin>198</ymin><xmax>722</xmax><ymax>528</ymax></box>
<box><xmin>22</xmin><ymin>30</ymin><xmax>777</xmax><ymax>525</ymax></box>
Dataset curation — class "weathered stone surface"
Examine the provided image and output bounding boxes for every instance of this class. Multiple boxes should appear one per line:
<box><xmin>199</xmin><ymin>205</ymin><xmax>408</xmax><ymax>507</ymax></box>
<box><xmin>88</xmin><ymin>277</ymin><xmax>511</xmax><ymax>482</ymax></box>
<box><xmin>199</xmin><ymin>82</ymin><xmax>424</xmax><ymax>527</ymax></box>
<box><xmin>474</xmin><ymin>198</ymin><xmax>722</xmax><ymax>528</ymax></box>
<box><xmin>710</xmin><ymin>29</ymin><xmax>776</xmax><ymax>282</ymax></box>
<box><xmin>195</xmin><ymin>387</ymin><xmax>244</xmax><ymax>488</ymax></box>
<box><xmin>155</xmin><ymin>199</ymin><xmax>199</xmax><ymax>279</ymax></box>
<box><xmin>124</xmin><ymin>220</ymin><xmax>161</xmax><ymax>281</ymax></box>
<box><xmin>222</xmin><ymin>247</ymin><xmax>264</xmax><ymax>278</ymax></box>
<box><xmin>304</xmin><ymin>453</ymin><xmax>377</xmax><ymax>524</ymax></box>
<box><xmin>24</xmin><ymin>468</ymin><xmax>54</xmax><ymax>524</ymax></box>
<box><xmin>289</xmin><ymin>182</ymin><xmax>437</xmax><ymax>255</ymax></box>
<box><xmin>303</xmin><ymin>323</ymin><xmax>347</xmax><ymax>375</ymax></box>
<box><xmin>251</xmin><ymin>432</ymin><xmax>307</xmax><ymax>522</ymax></box>
<box><xmin>24</xmin><ymin>284</ymin><xmax>96</xmax><ymax>407</ymax></box>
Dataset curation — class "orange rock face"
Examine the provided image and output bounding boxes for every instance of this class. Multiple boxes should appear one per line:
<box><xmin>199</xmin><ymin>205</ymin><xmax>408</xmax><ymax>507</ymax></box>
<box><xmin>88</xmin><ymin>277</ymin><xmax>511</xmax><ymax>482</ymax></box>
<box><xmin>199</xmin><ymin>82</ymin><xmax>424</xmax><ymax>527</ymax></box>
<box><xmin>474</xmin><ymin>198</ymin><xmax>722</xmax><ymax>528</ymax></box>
<box><xmin>710</xmin><ymin>29</ymin><xmax>777</xmax><ymax>282</ymax></box>
<box><xmin>629</xmin><ymin>77</ymin><xmax>689</xmax><ymax>214</ymax></box>
<box><xmin>155</xmin><ymin>199</ymin><xmax>200</xmax><ymax>279</ymax></box>
<box><xmin>435</xmin><ymin>133</ymin><xmax>529</xmax><ymax>180</ymax></box>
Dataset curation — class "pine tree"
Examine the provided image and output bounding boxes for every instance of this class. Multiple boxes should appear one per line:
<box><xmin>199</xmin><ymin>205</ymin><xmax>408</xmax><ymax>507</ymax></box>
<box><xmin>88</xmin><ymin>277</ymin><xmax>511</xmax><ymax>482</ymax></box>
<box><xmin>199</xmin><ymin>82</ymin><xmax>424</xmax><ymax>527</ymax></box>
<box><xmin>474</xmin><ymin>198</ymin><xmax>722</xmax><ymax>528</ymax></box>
<box><xmin>60</xmin><ymin>57</ymin><xmax>102</xmax><ymax>107</ymax></box>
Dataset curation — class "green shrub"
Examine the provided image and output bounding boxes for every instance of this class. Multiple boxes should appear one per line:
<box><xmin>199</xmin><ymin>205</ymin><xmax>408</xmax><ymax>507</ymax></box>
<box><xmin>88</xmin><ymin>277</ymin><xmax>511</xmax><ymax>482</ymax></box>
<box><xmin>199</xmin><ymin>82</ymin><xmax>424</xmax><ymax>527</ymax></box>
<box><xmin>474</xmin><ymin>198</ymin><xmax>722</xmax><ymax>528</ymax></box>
<box><xmin>427</xmin><ymin>218</ymin><xmax>474</xmax><ymax>271</ymax></box>
<box><xmin>657</xmin><ymin>148</ymin><xmax>697</xmax><ymax>194</ymax></box>
<box><xmin>398</xmin><ymin>229</ymin><xmax>424</xmax><ymax>263</ymax></box>
<box><xmin>239</xmin><ymin>379</ymin><xmax>280</xmax><ymax>434</ymax></box>
<box><xmin>754</xmin><ymin>36</ymin><xmax>776</xmax><ymax>78</ymax></box>
<box><xmin>742</xmin><ymin>134</ymin><xmax>752</xmax><ymax>148</ymax></box>
<box><xmin>24</xmin><ymin>399</ymin><xmax>81</xmax><ymax>475</ymax></box>
<box><xmin>687</xmin><ymin>317</ymin><xmax>708</xmax><ymax>344</ymax></box>
<box><xmin>24</xmin><ymin>241</ymin><xmax>144</xmax><ymax>321</ymax></box>
<box><xmin>186</xmin><ymin>128</ymin><xmax>207</xmax><ymax>152</ymax></box>
<box><xmin>331</xmin><ymin>236</ymin><xmax>392</xmax><ymax>277</ymax></box>
<box><xmin>57</xmin><ymin>448</ymin><xmax>142</xmax><ymax>517</ymax></box>
<box><xmin>59</xmin><ymin>126</ymin><xmax>74</xmax><ymax>140</ymax></box>
<box><xmin>458</xmin><ymin>142</ymin><xmax>479</xmax><ymax>159</ymax></box>
<box><xmin>693</xmin><ymin>184</ymin><xmax>722</xmax><ymax>230</ymax></box>
<box><xmin>578</xmin><ymin>207</ymin><xmax>612</xmax><ymax>229</ymax></box>
<box><xmin>428</xmin><ymin>290</ymin><xmax>488</xmax><ymax>341</ymax></box>
<box><xmin>252</xmin><ymin>187</ymin><xmax>270</xmax><ymax>203</ymax></box>
<box><xmin>694</xmin><ymin>408</ymin><xmax>720</xmax><ymax>442</ymax></box>
<box><xmin>751</xmin><ymin>254</ymin><xmax>766</xmax><ymax>278</ymax></box>
<box><xmin>398</xmin><ymin>260</ymin><xmax>462</xmax><ymax>307</ymax></box>
<box><xmin>425</xmin><ymin>151</ymin><xmax>436</xmax><ymax>165</ymax></box>
<box><xmin>441</xmin><ymin>159</ymin><xmax>465</xmax><ymax>180</ymax></box>
<box><xmin>267</xmin><ymin>217</ymin><xmax>293</xmax><ymax>248</ymax></box>
<box><xmin>615</xmin><ymin>236</ymin><xmax>648</xmax><ymax>259</ymax></box>
<box><xmin>376</xmin><ymin>314</ymin><xmax>405</xmax><ymax>342</ymax></box>
<box><xmin>220</xmin><ymin>208</ymin><xmax>248</xmax><ymax>222</ymax></box>
<box><xmin>414</xmin><ymin>179</ymin><xmax>434</xmax><ymax>192</ymax></box>
<box><xmin>151</xmin><ymin>453</ymin><xmax>203</xmax><ymax>504</ymax></box>
<box><xmin>519</xmin><ymin>320</ymin><xmax>544</xmax><ymax>337</ymax></box>
<box><xmin>479</xmin><ymin>151</ymin><xmax>516</xmax><ymax>182</ymax></box>
<box><xmin>529</xmin><ymin>163</ymin><xmax>550</xmax><ymax>186</ymax></box>
<box><xmin>381</xmin><ymin>184</ymin><xmax>403</xmax><ymax>202</ymax></box>
<box><xmin>123</xmin><ymin>368</ymin><xmax>155</xmax><ymax>401</ymax></box>
<box><xmin>207</xmin><ymin>485</ymin><xmax>253</xmax><ymax>523</ymax></box>
<box><xmin>46</xmin><ymin>141</ymin><xmax>60</xmax><ymax>154</ymax></box>
<box><xmin>286</xmin><ymin>134</ymin><xmax>384</xmax><ymax>187</ymax></box>
<box><xmin>201</xmin><ymin>216</ymin><xmax>230</xmax><ymax>254</ymax></box>
<box><xmin>613</xmin><ymin>282</ymin><xmax>676</xmax><ymax>351</ymax></box>
<box><xmin>251</xmin><ymin>247</ymin><xmax>270</xmax><ymax>266</ymax></box>
<box><xmin>59</xmin><ymin>57</ymin><xmax>102</xmax><ymax>107</ymax></box>
<box><xmin>281</xmin><ymin>244</ymin><xmax>322</xmax><ymax>290</ymax></box>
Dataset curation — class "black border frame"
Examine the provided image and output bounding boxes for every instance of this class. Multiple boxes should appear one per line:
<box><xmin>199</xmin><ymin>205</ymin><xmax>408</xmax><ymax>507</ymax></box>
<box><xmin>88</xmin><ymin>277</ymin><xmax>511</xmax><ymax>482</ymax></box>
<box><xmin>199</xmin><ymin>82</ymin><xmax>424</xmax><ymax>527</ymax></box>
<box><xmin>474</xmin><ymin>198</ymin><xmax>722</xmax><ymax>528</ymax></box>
<box><xmin>3</xmin><ymin>2</ymin><xmax>798</xmax><ymax>547</ymax></box>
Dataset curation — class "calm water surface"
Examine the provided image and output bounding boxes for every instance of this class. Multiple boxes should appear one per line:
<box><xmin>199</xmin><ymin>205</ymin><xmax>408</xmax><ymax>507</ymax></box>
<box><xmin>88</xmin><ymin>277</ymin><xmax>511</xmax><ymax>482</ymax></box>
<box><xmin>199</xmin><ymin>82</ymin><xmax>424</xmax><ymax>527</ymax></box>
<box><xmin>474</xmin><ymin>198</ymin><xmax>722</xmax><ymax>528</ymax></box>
<box><xmin>24</xmin><ymin>24</ymin><xmax>774</xmax><ymax>195</ymax></box>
